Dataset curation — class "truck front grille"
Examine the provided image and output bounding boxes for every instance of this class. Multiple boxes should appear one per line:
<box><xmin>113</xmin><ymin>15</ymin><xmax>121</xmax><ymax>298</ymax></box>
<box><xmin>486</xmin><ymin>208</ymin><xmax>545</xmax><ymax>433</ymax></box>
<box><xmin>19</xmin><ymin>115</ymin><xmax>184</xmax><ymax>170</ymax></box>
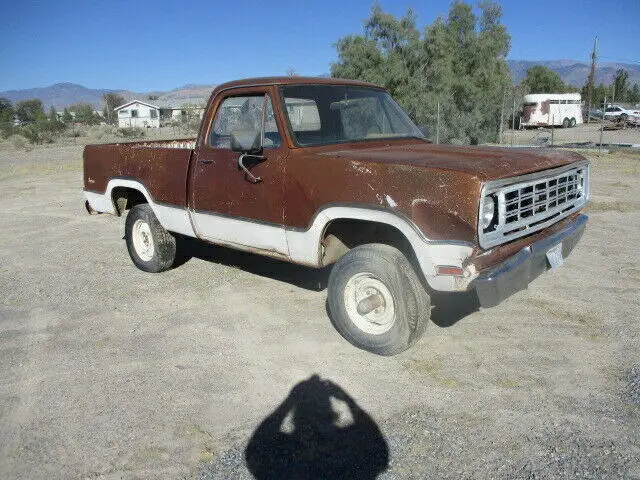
<box><xmin>479</xmin><ymin>162</ymin><xmax>589</xmax><ymax>249</ymax></box>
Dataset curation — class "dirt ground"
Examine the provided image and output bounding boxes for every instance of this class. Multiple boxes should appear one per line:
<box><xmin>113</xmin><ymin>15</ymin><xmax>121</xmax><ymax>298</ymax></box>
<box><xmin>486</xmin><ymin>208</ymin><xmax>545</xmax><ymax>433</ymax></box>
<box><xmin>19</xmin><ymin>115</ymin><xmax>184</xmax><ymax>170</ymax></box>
<box><xmin>0</xmin><ymin>142</ymin><xmax>639</xmax><ymax>479</ymax></box>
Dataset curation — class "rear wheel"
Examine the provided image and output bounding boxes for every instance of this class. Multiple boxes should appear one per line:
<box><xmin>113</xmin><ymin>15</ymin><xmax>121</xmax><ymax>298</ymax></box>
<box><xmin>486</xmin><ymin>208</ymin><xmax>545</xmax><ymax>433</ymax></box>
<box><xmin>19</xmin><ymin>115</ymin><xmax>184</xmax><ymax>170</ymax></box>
<box><xmin>570</xmin><ymin>117</ymin><xmax>577</xmax><ymax>127</ymax></box>
<box><xmin>327</xmin><ymin>244</ymin><xmax>430</xmax><ymax>356</ymax></box>
<box><xmin>562</xmin><ymin>117</ymin><xmax>570</xmax><ymax>128</ymax></box>
<box><xmin>125</xmin><ymin>204</ymin><xmax>177</xmax><ymax>273</ymax></box>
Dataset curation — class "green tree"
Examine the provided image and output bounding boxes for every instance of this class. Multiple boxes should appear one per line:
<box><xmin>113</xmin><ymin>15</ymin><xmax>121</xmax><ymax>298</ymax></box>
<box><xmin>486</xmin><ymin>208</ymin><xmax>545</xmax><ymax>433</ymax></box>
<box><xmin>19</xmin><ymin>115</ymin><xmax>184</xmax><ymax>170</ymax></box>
<box><xmin>15</xmin><ymin>99</ymin><xmax>45</xmax><ymax>124</ymax></box>
<box><xmin>582</xmin><ymin>82</ymin><xmax>609</xmax><ymax>109</ymax></box>
<box><xmin>71</xmin><ymin>103</ymin><xmax>100</xmax><ymax>125</ymax></box>
<box><xmin>332</xmin><ymin>1</ymin><xmax>511</xmax><ymax>144</ymax></box>
<box><xmin>612</xmin><ymin>69</ymin><xmax>629</xmax><ymax>102</ymax></box>
<box><xmin>102</xmin><ymin>93</ymin><xmax>125</xmax><ymax>125</ymax></box>
<box><xmin>628</xmin><ymin>83</ymin><xmax>640</xmax><ymax>104</ymax></box>
<box><xmin>48</xmin><ymin>105</ymin><xmax>58</xmax><ymax>123</ymax></box>
<box><xmin>0</xmin><ymin>97</ymin><xmax>13</xmax><ymax>136</ymax></box>
<box><xmin>46</xmin><ymin>105</ymin><xmax>66</xmax><ymax>134</ymax></box>
<box><xmin>0</xmin><ymin>97</ymin><xmax>13</xmax><ymax>122</ymax></box>
<box><xmin>62</xmin><ymin>107</ymin><xmax>73</xmax><ymax>124</ymax></box>
<box><xmin>522</xmin><ymin>66</ymin><xmax>570</xmax><ymax>93</ymax></box>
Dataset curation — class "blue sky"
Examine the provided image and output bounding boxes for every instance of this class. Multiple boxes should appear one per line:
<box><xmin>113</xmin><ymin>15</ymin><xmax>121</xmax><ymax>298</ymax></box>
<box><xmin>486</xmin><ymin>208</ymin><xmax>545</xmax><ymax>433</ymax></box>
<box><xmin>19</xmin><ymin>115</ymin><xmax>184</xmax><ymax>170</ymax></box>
<box><xmin>0</xmin><ymin>0</ymin><xmax>638</xmax><ymax>92</ymax></box>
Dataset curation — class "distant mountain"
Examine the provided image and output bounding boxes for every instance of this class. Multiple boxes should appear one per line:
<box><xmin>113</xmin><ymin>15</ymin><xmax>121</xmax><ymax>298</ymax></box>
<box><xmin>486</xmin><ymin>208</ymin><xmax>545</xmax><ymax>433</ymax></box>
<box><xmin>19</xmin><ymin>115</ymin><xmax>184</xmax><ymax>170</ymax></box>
<box><xmin>0</xmin><ymin>83</ymin><xmax>124</xmax><ymax>109</ymax></box>
<box><xmin>0</xmin><ymin>82</ymin><xmax>215</xmax><ymax>109</ymax></box>
<box><xmin>2</xmin><ymin>60</ymin><xmax>639</xmax><ymax>108</ymax></box>
<box><xmin>507</xmin><ymin>60</ymin><xmax>640</xmax><ymax>87</ymax></box>
<box><xmin>156</xmin><ymin>84</ymin><xmax>215</xmax><ymax>106</ymax></box>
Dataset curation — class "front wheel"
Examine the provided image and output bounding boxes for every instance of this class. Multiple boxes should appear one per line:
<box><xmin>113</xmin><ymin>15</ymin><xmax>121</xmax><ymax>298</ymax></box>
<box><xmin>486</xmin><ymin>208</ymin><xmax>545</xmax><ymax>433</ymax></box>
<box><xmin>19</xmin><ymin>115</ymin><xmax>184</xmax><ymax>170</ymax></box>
<box><xmin>570</xmin><ymin>117</ymin><xmax>577</xmax><ymax>127</ymax></box>
<box><xmin>125</xmin><ymin>203</ymin><xmax>177</xmax><ymax>273</ymax></box>
<box><xmin>562</xmin><ymin>117</ymin><xmax>570</xmax><ymax>128</ymax></box>
<box><xmin>327</xmin><ymin>244</ymin><xmax>430</xmax><ymax>356</ymax></box>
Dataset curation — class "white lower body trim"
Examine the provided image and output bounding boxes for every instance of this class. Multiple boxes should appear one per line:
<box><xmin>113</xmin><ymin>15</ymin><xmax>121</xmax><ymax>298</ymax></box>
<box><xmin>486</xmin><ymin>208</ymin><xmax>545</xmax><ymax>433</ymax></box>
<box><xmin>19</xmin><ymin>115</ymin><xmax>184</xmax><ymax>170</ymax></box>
<box><xmin>84</xmin><ymin>191</ymin><xmax>114</xmax><ymax>214</ymax></box>
<box><xmin>191</xmin><ymin>212</ymin><xmax>289</xmax><ymax>256</ymax></box>
<box><xmin>84</xmin><ymin>179</ymin><xmax>195</xmax><ymax>237</ymax></box>
<box><xmin>85</xmin><ymin>184</ymin><xmax>476</xmax><ymax>292</ymax></box>
<box><xmin>287</xmin><ymin>206</ymin><xmax>476</xmax><ymax>291</ymax></box>
<box><xmin>154</xmin><ymin>204</ymin><xmax>194</xmax><ymax>237</ymax></box>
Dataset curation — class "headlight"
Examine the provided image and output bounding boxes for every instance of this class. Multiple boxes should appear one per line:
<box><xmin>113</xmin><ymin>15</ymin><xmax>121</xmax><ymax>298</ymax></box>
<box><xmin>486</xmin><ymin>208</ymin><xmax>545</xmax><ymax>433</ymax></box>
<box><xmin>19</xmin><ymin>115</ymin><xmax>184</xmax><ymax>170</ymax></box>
<box><xmin>481</xmin><ymin>196</ymin><xmax>495</xmax><ymax>230</ymax></box>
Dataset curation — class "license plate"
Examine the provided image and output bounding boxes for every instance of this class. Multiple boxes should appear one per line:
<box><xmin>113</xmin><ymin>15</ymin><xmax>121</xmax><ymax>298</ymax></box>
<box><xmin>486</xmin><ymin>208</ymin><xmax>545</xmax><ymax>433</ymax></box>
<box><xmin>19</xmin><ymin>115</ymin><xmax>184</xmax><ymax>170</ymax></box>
<box><xmin>546</xmin><ymin>243</ymin><xmax>564</xmax><ymax>269</ymax></box>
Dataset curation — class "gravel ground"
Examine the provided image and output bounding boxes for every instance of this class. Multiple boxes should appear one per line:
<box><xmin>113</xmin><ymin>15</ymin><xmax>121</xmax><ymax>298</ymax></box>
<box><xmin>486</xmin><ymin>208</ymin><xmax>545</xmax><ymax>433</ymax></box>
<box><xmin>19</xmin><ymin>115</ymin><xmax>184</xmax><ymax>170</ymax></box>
<box><xmin>0</xmin><ymin>142</ymin><xmax>639</xmax><ymax>479</ymax></box>
<box><xmin>505</xmin><ymin>122</ymin><xmax>640</xmax><ymax>147</ymax></box>
<box><xmin>626</xmin><ymin>366</ymin><xmax>640</xmax><ymax>406</ymax></box>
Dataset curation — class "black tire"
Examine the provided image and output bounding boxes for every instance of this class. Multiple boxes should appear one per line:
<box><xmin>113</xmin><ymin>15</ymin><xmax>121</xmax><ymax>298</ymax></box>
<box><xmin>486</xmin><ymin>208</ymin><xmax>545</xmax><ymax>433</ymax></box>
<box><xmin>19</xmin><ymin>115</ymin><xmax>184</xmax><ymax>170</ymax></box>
<box><xmin>570</xmin><ymin>117</ymin><xmax>577</xmax><ymax>127</ymax></box>
<box><xmin>327</xmin><ymin>244</ymin><xmax>430</xmax><ymax>356</ymax></box>
<box><xmin>125</xmin><ymin>203</ymin><xmax>177</xmax><ymax>273</ymax></box>
<box><xmin>562</xmin><ymin>118</ymin><xmax>570</xmax><ymax>128</ymax></box>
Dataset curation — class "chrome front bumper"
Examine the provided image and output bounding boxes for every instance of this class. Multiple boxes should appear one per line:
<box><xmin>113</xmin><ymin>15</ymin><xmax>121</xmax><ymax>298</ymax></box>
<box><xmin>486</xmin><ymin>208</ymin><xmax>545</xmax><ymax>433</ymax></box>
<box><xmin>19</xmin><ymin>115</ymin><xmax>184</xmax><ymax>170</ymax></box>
<box><xmin>474</xmin><ymin>214</ymin><xmax>588</xmax><ymax>308</ymax></box>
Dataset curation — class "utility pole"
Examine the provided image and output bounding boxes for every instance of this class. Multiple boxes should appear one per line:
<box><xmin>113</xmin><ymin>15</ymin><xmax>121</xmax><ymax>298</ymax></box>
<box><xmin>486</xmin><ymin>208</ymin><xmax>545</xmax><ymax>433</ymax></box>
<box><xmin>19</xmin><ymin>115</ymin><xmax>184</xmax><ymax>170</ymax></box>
<box><xmin>436</xmin><ymin>101</ymin><xmax>440</xmax><ymax>144</ymax></box>
<box><xmin>599</xmin><ymin>95</ymin><xmax>606</xmax><ymax>155</ymax></box>
<box><xmin>499</xmin><ymin>89</ymin><xmax>506</xmax><ymax>144</ymax></box>
<box><xmin>586</xmin><ymin>37</ymin><xmax>598</xmax><ymax>123</ymax></box>
<box><xmin>511</xmin><ymin>87</ymin><xmax>516</xmax><ymax>147</ymax></box>
<box><xmin>611</xmin><ymin>82</ymin><xmax>616</xmax><ymax>105</ymax></box>
<box><xmin>105</xmin><ymin>97</ymin><xmax>111</xmax><ymax>125</ymax></box>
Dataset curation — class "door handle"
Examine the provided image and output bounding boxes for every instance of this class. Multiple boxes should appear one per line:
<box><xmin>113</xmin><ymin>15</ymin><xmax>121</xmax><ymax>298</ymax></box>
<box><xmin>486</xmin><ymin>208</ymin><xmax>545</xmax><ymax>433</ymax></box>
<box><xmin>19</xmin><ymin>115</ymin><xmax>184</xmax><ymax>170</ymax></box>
<box><xmin>200</xmin><ymin>159</ymin><xmax>214</xmax><ymax>164</ymax></box>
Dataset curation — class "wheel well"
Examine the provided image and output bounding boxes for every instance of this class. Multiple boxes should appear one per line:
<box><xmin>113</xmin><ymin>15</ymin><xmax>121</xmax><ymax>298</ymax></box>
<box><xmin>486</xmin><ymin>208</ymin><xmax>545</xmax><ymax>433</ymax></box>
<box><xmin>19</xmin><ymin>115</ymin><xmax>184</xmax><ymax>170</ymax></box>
<box><xmin>111</xmin><ymin>187</ymin><xmax>148</xmax><ymax>216</ymax></box>
<box><xmin>321</xmin><ymin>219</ymin><xmax>417</xmax><ymax>267</ymax></box>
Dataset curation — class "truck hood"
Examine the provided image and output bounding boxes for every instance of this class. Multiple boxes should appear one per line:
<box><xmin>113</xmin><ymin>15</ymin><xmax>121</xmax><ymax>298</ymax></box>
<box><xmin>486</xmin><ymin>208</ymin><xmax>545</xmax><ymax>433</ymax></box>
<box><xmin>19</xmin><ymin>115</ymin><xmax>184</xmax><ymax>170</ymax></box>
<box><xmin>319</xmin><ymin>141</ymin><xmax>587</xmax><ymax>181</ymax></box>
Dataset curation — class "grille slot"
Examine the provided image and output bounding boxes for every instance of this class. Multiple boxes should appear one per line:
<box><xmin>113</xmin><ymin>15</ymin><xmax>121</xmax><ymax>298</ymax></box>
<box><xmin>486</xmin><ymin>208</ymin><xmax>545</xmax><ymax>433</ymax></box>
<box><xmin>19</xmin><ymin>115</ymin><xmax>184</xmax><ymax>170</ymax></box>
<box><xmin>479</xmin><ymin>163</ymin><xmax>589</xmax><ymax>249</ymax></box>
<box><xmin>503</xmin><ymin>171</ymin><xmax>582</xmax><ymax>225</ymax></box>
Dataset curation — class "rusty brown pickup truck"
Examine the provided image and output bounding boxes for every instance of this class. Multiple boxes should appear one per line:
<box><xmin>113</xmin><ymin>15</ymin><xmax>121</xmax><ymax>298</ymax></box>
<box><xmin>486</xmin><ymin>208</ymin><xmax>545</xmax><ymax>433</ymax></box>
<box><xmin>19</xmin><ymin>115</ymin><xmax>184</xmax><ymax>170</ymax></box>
<box><xmin>83</xmin><ymin>77</ymin><xmax>589</xmax><ymax>355</ymax></box>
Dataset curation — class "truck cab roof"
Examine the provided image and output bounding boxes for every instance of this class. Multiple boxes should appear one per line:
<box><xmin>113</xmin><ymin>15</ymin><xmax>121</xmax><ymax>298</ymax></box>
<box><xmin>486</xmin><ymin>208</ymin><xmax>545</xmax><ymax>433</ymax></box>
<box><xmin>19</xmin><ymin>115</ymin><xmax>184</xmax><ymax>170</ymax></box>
<box><xmin>213</xmin><ymin>76</ymin><xmax>383</xmax><ymax>93</ymax></box>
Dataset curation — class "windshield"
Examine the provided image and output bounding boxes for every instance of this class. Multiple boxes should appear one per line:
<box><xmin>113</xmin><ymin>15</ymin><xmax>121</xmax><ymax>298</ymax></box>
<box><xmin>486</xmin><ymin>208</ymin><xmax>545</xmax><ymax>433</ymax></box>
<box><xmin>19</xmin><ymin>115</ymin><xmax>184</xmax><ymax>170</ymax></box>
<box><xmin>279</xmin><ymin>84</ymin><xmax>425</xmax><ymax>147</ymax></box>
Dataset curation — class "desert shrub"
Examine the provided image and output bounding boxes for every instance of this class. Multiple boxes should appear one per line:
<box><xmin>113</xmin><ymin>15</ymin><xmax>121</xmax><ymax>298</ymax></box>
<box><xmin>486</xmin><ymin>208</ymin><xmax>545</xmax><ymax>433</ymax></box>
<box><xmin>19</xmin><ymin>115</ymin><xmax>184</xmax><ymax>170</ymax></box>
<box><xmin>85</xmin><ymin>125</ymin><xmax>120</xmax><ymax>144</ymax></box>
<box><xmin>183</xmin><ymin>119</ymin><xmax>201</xmax><ymax>134</ymax></box>
<box><xmin>17</xmin><ymin>120</ymin><xmax>66</xmax><ymax>144</ymax></box>
<box><xmin>87</xmin><ymin>125</ymin><xmax>105</xmax><ymax>142</ymax></box>
<box><xmin>64</xmin><ymin>128</ymin><xmax>84</xmax><ymax>138</ymax></box>
<box><xmin>117</xmin><ymin>127</ymin><xmax>146</xmax><ymax>139</ymax></box>
<box><xmin>19</xmin><ymin>124</ymin><xmax>44</xmax><ymax>144</ymax></box>
<box><xmin>0</xmin><ymin>123</ymin><xmax>12</xmax><ymax>140</ymax></box>
<box><xmin>9</xmin><ymin>134</ymin><xmax>32</xmax><ymax>151</ymax></box>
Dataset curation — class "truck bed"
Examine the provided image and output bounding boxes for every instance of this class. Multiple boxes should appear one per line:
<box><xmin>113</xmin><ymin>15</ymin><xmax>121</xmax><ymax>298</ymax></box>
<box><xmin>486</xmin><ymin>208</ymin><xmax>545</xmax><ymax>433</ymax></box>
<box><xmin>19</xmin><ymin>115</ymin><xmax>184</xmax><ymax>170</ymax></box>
<box><xmin>83</xmin><ymin>138</ymin><xmax>196</xmax><ymax>207</ymax></box>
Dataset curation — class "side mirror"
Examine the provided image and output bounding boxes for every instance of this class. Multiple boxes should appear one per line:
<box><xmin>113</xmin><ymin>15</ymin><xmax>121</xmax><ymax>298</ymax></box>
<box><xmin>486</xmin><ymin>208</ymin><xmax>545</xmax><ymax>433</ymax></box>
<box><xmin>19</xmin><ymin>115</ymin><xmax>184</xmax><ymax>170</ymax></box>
<box><xmin>230</xmin><ymin>129</ymin><xmax>262</xmax><ymax>154</ymax></box>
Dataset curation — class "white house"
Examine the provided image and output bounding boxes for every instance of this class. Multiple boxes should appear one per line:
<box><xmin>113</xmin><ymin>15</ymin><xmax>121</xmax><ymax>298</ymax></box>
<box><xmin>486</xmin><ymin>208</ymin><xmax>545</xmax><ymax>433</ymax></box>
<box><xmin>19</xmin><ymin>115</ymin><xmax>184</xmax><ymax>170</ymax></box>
<box><xmin>115</xmin><ymin>100</ymin><xmax>160</xmax><ymax>128</ymax></box>
<box><xmin>114</xmin><ymin>99</ymin><xmax>206</xmax><ymax>128</ymax></box>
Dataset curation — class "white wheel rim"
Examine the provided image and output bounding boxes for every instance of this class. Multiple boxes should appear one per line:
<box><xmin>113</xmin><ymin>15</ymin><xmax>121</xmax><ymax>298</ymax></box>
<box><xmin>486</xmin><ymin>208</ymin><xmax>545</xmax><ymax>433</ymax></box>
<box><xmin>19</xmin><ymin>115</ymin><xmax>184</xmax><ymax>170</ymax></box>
<box><xmin>343</xmin><ymin>272</ymin><xmax>396</xmax><ymax>335</ymax></box>
<box><xmin>132</xmin><ymin>219</ymin><xmax>154</xmax><ymax>261</ymax></box>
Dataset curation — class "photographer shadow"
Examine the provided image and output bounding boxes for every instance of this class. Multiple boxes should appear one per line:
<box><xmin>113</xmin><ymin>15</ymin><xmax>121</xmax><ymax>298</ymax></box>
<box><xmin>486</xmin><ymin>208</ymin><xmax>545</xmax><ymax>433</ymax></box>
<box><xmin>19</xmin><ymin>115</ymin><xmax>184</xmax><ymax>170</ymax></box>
<box><xmin>245</xmin><ymin>374</ymin><xmax>389</xmax><ymax>480</ymax></box>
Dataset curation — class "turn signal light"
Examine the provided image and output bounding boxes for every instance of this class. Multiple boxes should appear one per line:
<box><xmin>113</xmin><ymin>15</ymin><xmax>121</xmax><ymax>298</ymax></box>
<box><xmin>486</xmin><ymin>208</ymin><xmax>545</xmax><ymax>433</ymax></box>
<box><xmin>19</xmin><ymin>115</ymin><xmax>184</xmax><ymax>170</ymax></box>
<box><xmin>436</xmin><ymin>265</ymin><xmax>465</xmax><ymax>277</ymax></box>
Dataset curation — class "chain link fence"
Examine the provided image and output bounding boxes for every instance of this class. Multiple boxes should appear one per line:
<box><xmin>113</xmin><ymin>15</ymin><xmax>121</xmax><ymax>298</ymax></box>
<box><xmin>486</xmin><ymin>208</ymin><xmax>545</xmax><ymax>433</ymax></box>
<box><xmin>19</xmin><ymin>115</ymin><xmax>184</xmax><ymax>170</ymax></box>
<box><xmin>499</xmin><ymin>116</ymin><xmax>640</xmax><ymax>151</ymax></box>
<box><xmin>425</xmin><ymin>97</ymin><xmax>640</xmax><ymax>152</ymax></box>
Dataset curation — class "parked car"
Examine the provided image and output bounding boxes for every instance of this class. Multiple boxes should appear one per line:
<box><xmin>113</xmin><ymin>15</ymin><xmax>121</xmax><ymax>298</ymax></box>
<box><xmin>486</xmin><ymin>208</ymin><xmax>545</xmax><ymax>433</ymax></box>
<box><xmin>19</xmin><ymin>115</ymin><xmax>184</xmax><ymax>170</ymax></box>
<box><xmin>83</xmin><ymin>77</ymin><xmax>590</xmax><ymax>355</ymax></box>
<box><xmin>603</xmin><ymin>104</ymin><xmax>640</xmax><ymax>121</ymax></box>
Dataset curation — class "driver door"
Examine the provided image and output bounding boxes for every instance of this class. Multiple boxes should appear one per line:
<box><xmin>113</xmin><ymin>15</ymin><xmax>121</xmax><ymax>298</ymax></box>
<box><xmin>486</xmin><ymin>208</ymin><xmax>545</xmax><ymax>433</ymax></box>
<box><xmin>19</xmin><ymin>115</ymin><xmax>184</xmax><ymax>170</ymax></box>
<box><xmin>190</xmin><ymin>88</ymin><xmax>289</xmax><ymax>256</ymax></box>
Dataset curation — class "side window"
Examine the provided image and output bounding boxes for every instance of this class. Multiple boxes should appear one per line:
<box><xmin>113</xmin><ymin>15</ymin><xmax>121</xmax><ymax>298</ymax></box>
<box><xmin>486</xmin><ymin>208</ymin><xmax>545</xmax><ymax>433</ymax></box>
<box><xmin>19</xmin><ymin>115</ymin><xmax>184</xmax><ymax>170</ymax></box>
<box><xmin>210</xmin><ymin>95</ymin><xmax>281</xmax><ymax>149</ymax></box>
